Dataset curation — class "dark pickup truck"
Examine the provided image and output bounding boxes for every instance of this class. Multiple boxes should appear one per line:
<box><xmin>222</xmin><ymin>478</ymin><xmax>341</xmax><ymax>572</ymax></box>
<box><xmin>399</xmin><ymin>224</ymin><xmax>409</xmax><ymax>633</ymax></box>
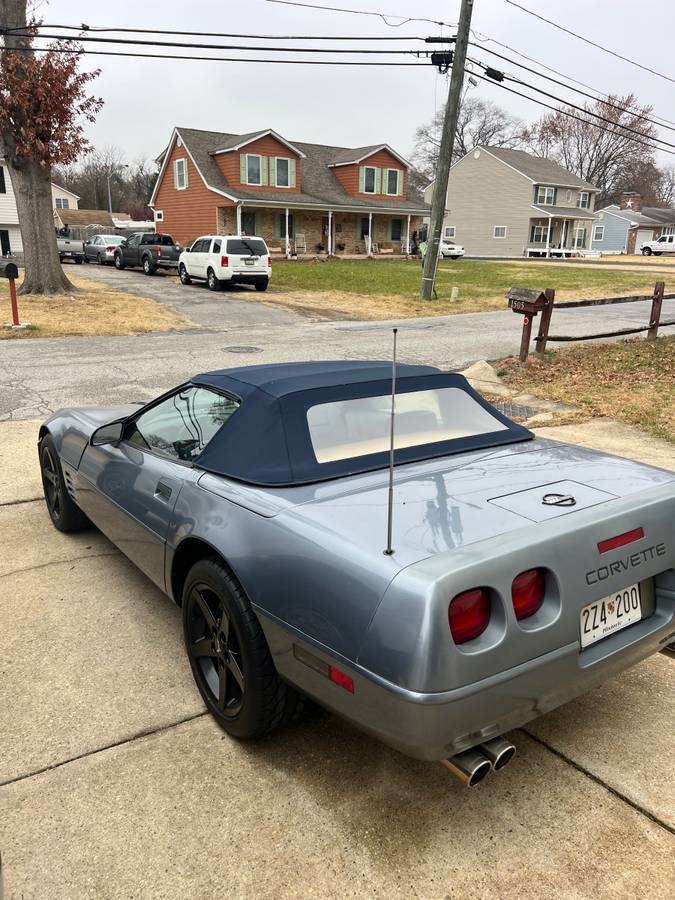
<box><xmin>113</xmin><ymin>232</ymin><xmax>181</xmax><ymax>275</ymax></box>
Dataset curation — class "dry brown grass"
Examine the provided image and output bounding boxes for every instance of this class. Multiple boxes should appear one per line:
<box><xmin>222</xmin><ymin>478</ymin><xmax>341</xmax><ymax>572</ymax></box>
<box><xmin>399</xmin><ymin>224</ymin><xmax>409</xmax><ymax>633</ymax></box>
<box><xmin>0</xmin><ymin>276</ymin><xmax>194</xmax><ymax>339</ymax></box>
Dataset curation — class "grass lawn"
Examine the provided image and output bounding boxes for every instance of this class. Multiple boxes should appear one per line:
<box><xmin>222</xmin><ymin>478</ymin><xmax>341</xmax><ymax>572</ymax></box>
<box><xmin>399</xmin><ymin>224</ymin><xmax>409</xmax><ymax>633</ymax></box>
<box><xmin>266</xmin><ymin>258</ymin><xmax>674</xmax><ymax>319</ymax></box>
<box><xmin>497</xmin><ymin>335</ymin><xmax>675</xmax><ymax>443</ymax></box>
<box><xmin>0</xmin><ymin>275</ymin><xmax>193</xmax><ymax>339</ymax></box>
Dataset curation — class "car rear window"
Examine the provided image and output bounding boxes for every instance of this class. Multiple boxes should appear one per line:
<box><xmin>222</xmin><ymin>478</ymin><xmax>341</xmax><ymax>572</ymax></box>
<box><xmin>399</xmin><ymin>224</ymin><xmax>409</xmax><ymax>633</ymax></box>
<box><xmin>142</xmin><ymin>234</ymin><xmax>174</xmax><ymax>245</ymax></box>
<box><xmin>227</xmin><ymin>239</ymin><xmax>267</xmax><ymax>256</ymax></box>
<box><xmin>306</xmin><ymin>387</ymin><xmax>508</xmax><ymax>464</ymax></box>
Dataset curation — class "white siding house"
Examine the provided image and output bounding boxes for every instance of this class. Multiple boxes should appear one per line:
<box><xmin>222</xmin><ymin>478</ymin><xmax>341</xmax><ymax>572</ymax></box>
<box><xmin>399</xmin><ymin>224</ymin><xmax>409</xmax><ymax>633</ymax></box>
<box><xmin>0</xmin><ymin>163</ymin><xmax>80</xmax><ymax>256</ymax></box>
<box><xmin>51</xmin><ymin>183</ymin><xmax>80</xmax><ymax>211</ymax></box>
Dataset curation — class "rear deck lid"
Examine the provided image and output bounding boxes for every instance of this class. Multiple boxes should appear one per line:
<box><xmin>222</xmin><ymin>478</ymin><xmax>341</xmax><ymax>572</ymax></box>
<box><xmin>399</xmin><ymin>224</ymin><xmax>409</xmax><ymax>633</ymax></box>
<box><xmin>489</xmin><ymin>479</ymin><xmax>618</xmax><ymax>521</ymax></box>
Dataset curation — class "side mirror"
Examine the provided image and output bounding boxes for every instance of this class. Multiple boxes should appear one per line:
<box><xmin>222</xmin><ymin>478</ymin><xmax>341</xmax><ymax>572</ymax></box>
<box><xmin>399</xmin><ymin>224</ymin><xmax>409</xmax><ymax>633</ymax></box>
<box><xmin>91</xmin><ymin>421</ymin><xmax>124</xmax><ymax>446</ymax></box>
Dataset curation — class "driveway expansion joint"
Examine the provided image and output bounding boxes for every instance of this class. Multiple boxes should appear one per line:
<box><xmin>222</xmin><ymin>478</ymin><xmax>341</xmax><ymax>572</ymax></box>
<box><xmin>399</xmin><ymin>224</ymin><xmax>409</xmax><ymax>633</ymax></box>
<box><xmin>521</xmin><ymin>728</ymin><xmax>675</xmax><ymax>835</ymax></box>
<box><xmin>0</xmin><ymin>550</ymin><xmax>121</xmax><ymax>580</ymax></box>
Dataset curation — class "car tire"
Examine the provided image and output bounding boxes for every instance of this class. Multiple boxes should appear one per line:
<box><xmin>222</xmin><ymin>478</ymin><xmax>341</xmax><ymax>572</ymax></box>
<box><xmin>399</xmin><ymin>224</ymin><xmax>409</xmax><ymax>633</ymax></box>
<box><xmin>75</xmin><ymin>257</ymin><xmax>83</xmax><ymax>264</ymax></box>
<box><xmin>83</xmin><ymin>255</ymin><xmax>90</xmax><ymax>264</ymax></box>
<box><xmin>114</xmin><ymin>253</ymin><xmax>125</xmax><ymax>269</ymax></box>
<box><xmin>254</xmin><ymin>278</ymin><xmax>269</xmax><ymax>292</ymax></box>
<box><xmin>142</xmin><ymin>256</ymin><xmax>156</xmax><ymax>276</ymax></box>
<box><xmin>450</xmin><ymin>255</ymin><xmax>459</xmax><ymax>260</ymax></box>
<box><xmin>653</xmin><ymin>251</ymin><xmax>662</xmax><ymax>256</ymax></box>
<box><xmin>642</xmin><ymin>247</ymin><xmax>652</xmax><ymax>255</ymax></box>
<box><xmin>182</xmin><ymin>557</ymin><xmax>302</xmax><ymax>740</ymax></box>
<box><xmin>207</xmin><ymin>268</ymin><xmax>221</xmax><ymax>291</ymax></box>
<box><xmin>179</xmin><ymin>263</ymin><xmax>192</xmax><ymax>285</ymax></box>
<box><xmin>39</xmin><ymin>434</ymin><xmax>90</xmax><ymax>533</ymax></box>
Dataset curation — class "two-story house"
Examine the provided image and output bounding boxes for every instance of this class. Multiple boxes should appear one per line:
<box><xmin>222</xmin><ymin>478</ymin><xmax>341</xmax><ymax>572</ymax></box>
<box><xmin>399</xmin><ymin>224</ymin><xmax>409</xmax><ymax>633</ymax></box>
<box><xmin>149</xmin><ymin>127</ymin><xmax>428</xmax><ymax>254</ymax></box>
<box><xmin>423</xmin><ymin>146</ymin><xmax>600</xmax><ymax>258</ymax></box>
<box><xmin>0</xmin><ymin>160</ymin><xmax>80</xmax><ymax>257</ymax></box>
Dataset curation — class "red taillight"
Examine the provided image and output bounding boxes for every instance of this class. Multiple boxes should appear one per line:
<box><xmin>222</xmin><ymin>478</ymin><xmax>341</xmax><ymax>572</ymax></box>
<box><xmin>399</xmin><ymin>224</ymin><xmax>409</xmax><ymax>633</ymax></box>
<box><xmin>598</xmin><ymin>527</ymin><xmax>644</xmax><ymax>554</ymax></box>
<box><xmin>105</xmin><ymin>246</ymin><xmax>115</xmax><ymax>252</ymax></box>
<box><xmin>268</xmin><ymin>255</ymin><xmax>272</xmax><ymax>267</ymax></box>
<box><xmin>511</xmin><ymin>568</ymin><xmax>545</xmax><ymax>620</ymax></box>
<box><xmin>449</xmin><ymin>588</ymin><xmax>490</xmax><ymax>644</ymax></box>
<box><xmin>156</xmin><ymin>246</ymin><xmax>161</xmax><ymax>255</ymax></box>
<box><xmin>220</xmin><ymin>255</ymin><xmax>229</xmax><ymax>267</ymax></box>
<box><xmin>329</xmin><ymin>666</ymin><xmax>354</xmax><ymax>693</ymax></box>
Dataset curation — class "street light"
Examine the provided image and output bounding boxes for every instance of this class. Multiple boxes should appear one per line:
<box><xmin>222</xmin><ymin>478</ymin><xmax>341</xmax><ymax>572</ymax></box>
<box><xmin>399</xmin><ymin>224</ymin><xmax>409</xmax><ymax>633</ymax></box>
<box><xmin>107</xmin><ymin>164</ymin><xmax>128</xmax><ymax>213</ymax></box>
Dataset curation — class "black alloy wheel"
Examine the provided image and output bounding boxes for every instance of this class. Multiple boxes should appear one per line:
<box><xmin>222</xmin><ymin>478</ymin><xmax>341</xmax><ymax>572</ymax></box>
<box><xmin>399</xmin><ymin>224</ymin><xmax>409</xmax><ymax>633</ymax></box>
<box><xmin>39</xmin><ymin>435</ymin><xmax>89</xmax><ymax>532</ymax></box>
<box><xmin>185</xmin><ymin>582</ymin><xmax>246</xmax><ymax>720</ymax></box>
<box><xmin>179</xmin><ymin>263</ymin><xmax>192</xmax><ymax>285</ymax></box>
<box><xmin>182</xmin><ymin>558</ymin><xmax>303</xmax><ymax>739</ymax></box>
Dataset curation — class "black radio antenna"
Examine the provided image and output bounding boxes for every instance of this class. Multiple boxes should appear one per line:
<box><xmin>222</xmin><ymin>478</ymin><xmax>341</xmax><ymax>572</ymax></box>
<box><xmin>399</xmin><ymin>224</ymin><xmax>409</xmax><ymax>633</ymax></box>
<box><xmin>384</xmin><ymin>327</ymin><xmax>398</xmax><ymax>556</ymax></box>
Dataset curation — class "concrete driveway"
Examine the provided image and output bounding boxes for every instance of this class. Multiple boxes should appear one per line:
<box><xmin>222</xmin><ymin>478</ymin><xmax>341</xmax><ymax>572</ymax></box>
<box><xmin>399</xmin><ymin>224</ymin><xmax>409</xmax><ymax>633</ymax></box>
<box><xmin>1</xmin><ymin>419</ymin><xmax>673</xmax><ymax>899</ymax></box>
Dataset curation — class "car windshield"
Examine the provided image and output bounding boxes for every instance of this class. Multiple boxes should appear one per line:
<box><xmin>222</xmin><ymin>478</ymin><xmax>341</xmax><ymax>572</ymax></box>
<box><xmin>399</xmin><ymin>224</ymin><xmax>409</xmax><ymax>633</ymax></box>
<box><xmin>306</xmin><ymin>387</ymin><xmax>508</xmax><ymax>464</ymax></box>
<box><xmin>227</xmin><ymin>239</ymin><xmax>267</xmax><ymax>256</ymax></box>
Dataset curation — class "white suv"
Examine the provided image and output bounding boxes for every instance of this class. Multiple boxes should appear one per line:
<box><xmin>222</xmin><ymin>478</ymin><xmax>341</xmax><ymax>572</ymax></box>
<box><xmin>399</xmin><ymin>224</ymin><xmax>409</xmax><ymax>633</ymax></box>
<box><xmin>178</xmin><ymin>235</ymin><xmax>272</xmax><ymax>291</ymax></box>
<box><xmin>641</xmin><ymin>234</ymin><xmax>675</xmax><ymax>256</ymax></box>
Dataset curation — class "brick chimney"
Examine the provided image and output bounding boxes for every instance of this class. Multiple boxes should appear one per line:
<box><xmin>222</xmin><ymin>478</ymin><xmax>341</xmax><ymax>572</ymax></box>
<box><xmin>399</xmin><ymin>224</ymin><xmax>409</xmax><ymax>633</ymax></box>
<box><xmin>619</xmin><ymin>192</ymin><xmax>642</xmax><ymax>212</ymax></box>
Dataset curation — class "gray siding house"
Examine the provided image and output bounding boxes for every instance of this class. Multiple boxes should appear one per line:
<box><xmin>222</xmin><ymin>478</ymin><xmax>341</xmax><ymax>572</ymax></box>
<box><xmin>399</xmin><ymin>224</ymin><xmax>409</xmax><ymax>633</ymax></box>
<box><xmin>423</xmin><ymin>146</ymin><xmax>599</xmax><ymax>258</ymax></box>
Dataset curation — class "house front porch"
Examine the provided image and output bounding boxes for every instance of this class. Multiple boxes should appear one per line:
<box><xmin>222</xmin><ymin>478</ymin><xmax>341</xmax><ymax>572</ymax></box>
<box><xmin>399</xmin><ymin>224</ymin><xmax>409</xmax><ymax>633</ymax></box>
<box><xmin>216</xmin><ymin>203</ymin><xmax>424</xmax><ymax>257</ymax></box>
<box><xmin>525</xmin><ymin>211</ymin><xmax>597</xmax><ymax>258</ymax></box>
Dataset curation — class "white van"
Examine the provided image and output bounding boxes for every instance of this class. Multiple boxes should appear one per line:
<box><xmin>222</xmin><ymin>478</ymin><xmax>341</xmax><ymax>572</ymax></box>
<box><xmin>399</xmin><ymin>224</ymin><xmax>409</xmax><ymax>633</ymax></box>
<box><xmin>178</xmin><ymin>235</ymin><xmax>271</xmax><ymax>291</ymax></box>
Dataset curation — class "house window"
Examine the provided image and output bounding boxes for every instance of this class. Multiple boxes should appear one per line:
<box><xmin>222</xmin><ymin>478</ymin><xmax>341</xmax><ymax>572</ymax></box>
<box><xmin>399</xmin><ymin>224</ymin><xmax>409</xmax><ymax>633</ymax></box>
<box><xmin>536</xmin><ymin>186</ymin><xmax>555</xmax><ymax>205</ymax></box>
<box><xmin>574</xmin><ymin>226</ymin><xmax>587</xmax><ymax>248</ymax></box>
<box><xmin>0</xmin><ymin>229</ymin><xmax>10</xmax><ymax>255</ymax></box>
<box><xmin>390</xmin><ymin>219</ymin><xmax>402</xmax><ymax>242</ymax></box>
<box><xmin>385</xmin><ymin>168</ymin><xmax>401</xmax><ymax>195</ymax></box>
<box><xmin>0</xmin><ymin>166</ymin><xmax>5</xmax><ymax>194</ymax></box>
<box><xmin>360</xmin><ymin>217</ymin><xmax>370</xmax><ymax>239</ymax></box>
<box><xmin>363</xmin><ymin>167</ymin><xmax>376</xmax><ymax>194</ymax></box>
<box><xmin>278</xmin><ymin>213</ymin><xmax>294</xmax><ymax>239</ymax></box>
<box><xmin>529</xmin><ymin>224</ymin><xmax>549</xmax><ymax>243</ymax></box>
<box><xmin>241</xmin><ymin>211</ymin><xmax>256</xmax><ymax>235</ymax></box>
<box><xmin>444</xmin><ymin>226</ymin><xmax>455</xmax><ymax>239</ymax></box>
<box><xmin>662</xmin><ymin>225</ymin><xmax>675</xmax><ymax>235</ymax></box>
<box><xmin>593</xmin><ymin>224</ymin><xmax>604</xmax><ymax>241</ymax></box>
<box><xmin>275</xmin><ymin>157</ymin><xmax>290</xmax><ymax>188</ymax></box>
<box><xmin>565</xmin><ymin>190</ymin><xmax>572</xmax><ymax>203</ymax></box>
<box><xmin>174</xmin><ymin>158</ymin><xmax>188</xmax><ymax>190</ymax></box>
<box><xmin>55</xmin><ymin>197</ymin><xmax>69</xmax><ymax>209</ymax></box>
<box><xmin>493</xmin><ymin>225</ymin><xmax>507</xmax><ymax>239</ymax></box>
<box><xmin>155</xmin><ymin>210</ymin><xmax>164</xmax><ymax>222</ymax></box>
<box><xmin>577</xmin><ymin>192</ymin><xmax>590</xmax><ymax>209</ymax></box>
<box><xmin>246</xmin><ymin>154</ymin><xmax>262</xmax><ymax>185</ymax></box>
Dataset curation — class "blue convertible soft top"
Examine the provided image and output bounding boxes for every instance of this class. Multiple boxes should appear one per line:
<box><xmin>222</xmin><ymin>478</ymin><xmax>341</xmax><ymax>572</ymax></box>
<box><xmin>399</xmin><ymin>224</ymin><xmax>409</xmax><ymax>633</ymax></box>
<box><xmin>191</xmin><ymin>361</ymin><xmax>532</xmax><ymax>485</ymax></box>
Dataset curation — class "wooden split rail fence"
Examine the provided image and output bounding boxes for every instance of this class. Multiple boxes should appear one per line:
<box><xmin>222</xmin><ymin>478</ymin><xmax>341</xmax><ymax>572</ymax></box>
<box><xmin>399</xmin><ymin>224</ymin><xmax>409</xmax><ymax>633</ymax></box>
<box><xmin>507</xmin><ymin>281</ymin><xmax>675</xmax><ymax>362</ymax></box>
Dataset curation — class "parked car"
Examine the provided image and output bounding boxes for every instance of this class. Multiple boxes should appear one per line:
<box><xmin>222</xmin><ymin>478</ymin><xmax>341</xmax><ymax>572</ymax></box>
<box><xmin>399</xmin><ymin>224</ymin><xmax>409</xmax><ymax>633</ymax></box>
<box><xmin>178</xmin><ymin>235</ymin><xmax>271</xmax><ymax>292</ymax></box>
<box><xmin>57</xmin><ymin>236</ymin><xmax>84</xmax><ymax>264</ymax></box>
<box><xmin>641</xmin><ymin>234</ymin><xmax>675</xmax><ymax>255</ymax></box>
<box><xmin>439</xmin><ymin>241</ymin><xmax>465</xmax><ymax>259</ymax></box>
<box><xmin>38</xmin><ymin>361</ymin><xmax>675</xmax><ymax>786</ymax></box>
<box><xmin>83</xmin><ymin>234</ymin><xmax>125</xmax><ymax>265</ymax></box>
<box><xmin>114</xmin><ymin>232</ymin><xmax>181</xmax><ymax>275</ymax></box>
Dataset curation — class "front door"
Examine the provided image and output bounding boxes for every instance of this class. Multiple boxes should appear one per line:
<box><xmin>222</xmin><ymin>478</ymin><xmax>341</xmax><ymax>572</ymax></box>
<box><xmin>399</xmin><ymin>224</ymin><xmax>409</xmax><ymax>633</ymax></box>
<box><xmin>241</xmin><ymin>211</ymin><xmax>256</xmax><ymax>236</ymax></box>
<box><xmin>76</xmin><ymin>385</ymin><xmax>240</xmax><ymax>589</ymax></box>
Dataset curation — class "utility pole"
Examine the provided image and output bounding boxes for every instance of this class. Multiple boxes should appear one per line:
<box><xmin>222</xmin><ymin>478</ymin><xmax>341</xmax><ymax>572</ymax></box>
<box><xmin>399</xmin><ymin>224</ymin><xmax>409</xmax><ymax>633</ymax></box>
<box><xmin>421</xmin><ymin>0</ymin><xmax>475</xmax><ymax>300</ymax></box>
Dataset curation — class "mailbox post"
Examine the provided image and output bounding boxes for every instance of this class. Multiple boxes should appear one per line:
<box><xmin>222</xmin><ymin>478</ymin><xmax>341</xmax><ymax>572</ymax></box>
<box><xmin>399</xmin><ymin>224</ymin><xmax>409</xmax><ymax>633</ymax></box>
<box><xmin>507</xmin><ymin>288</ymin><xmax>550</xmax><ymax>363</ymax></box>
<box><xmin>1</xmin><ymin>261</ymin><xmax>27</xmax><ymax>329</ymax></box>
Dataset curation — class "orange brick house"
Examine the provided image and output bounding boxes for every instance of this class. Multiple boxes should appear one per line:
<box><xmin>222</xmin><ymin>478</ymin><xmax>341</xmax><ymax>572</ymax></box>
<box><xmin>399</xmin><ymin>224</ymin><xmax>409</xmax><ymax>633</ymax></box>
<box><xmin>149</xmin><ymin>127</ymin><xmax>428</xmax><ymax>254</ymax></box>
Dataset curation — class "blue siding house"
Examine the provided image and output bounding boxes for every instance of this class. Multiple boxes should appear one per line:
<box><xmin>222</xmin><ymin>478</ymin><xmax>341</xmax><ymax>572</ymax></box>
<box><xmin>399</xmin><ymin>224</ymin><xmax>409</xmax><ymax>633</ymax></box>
<box><xmin>591</xmin><ymin>207</ymin><xmax>631</xmax><ymax>253</ymax></box>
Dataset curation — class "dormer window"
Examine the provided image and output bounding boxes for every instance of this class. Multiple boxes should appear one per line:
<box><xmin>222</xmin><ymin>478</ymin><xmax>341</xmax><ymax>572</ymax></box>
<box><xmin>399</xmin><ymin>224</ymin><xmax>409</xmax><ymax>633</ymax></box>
<box><xmin>245</xmin><ymin>154</ymin><xmax>262</xmax><ymax>185</ymax></box>
<box><xmin>275</xmin><ymin>158</ymin><xmax>290</xmax><ymax>187</ymax></box>
<box><xmin>385</xmin><ymin>168</ymin><xmax>403</xmax><ymax>195</ymax></box>
<box><xmin>363</xmin><ymin>166</ymin><xmax>377</xmax><ymax>194</ymax></box>
<box><xmin>536</xmin><ymin>186</ymin><xmax>555</xmax><ymax>205</ymax></box>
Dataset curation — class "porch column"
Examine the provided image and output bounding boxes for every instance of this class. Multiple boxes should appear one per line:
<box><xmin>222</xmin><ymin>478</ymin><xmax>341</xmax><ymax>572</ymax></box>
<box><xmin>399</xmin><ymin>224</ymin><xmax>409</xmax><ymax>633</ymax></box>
<box><xmin>545</xmin><ymin>218</ymin><xmax>551</xmax><ymax>258</ymax></box>
<box><xmin>368</xmin><ymin>211</ymin><xmax>373</xmax><ymax>255</ymax></box>
<box><xmin>236</xmin><ymin>203</ymin><xmax>242</xmax><ymax>235</ymax></box>
<box><xmin>406</xmin><ymin>214</ymin><xmax>411</xmax><ymax>255</ymax></box>
<box><xmin>327</xmin><ymin>210</ymin><xmax>332</xmax><ymax>255</ymax></box>
<box><xmin>285</xmin><ymin>207</ymin><xmax>290</xmax><ymax>258</ymax></box>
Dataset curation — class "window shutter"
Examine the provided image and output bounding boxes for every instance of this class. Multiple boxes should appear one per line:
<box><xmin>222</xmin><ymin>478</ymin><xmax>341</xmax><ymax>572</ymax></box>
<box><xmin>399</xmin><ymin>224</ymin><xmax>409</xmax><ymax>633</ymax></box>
<box><xmin>261</xmin><ymin>157</ymin><xmax>269</xmax><ymax>186</ymax></box>
<box><xmin>274</xmin><ymin>214</ymin><xmax>281</xmax><ymax>238</ymax></box>
<box><xmin>553</xmin><ymin>188</ymin><xmax>558</xmax><ymax>206</ymax></box>
<box><xmin>173</xmin><ymin>160</ymin><xmax>178</xmax><ymax>188</ymax></box>
<box><xmin>0</xmin><ymin>166</ymin><xmax>6</xmax><ymax>193</ymax></box>
<box><xmin>240</xmin><ymin>154</ymin><xmax>247</xmax><ymax>184</ymax></box>
<box><xmin>375</xmin><ymin>168</ymin><xmax>382</xmax><ymax>194</ymax></box>
<box><xmin>397</xmin><ymin>170</ymin><xmax>403</xmax><ymax>196</ymax></box>
<box><xmin>289</xmin><ymin>159</ymin><xmax>296</xmax><ymax>188</ymax></box>
<box><xmin>270</xmin><ymin>157</ymin><xmax>277</xmax><ymax>187</ymax></box>
<box><xmin>359</xmin><ymin>166</ymin><xmax>365</xmax><ymax>193</ymax></box>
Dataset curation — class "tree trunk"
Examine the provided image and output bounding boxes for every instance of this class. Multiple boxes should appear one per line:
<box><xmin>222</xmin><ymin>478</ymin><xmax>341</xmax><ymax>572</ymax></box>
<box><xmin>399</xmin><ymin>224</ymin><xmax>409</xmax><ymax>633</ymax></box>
<box><xmin>8</xmin><ymin>159</ymin><xmax>74</xmax><ymax>294</ymax></box>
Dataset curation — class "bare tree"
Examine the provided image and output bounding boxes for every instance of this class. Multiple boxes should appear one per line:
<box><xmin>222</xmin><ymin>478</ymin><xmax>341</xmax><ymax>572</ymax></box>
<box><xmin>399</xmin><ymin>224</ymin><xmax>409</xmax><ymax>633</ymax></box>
<box><xmin>411</xmin><ymin>96</ymin><xmax>525</xmax><ymax>180</ymax></box>
<box><xmin>657</xmin><ymin>166</ymin><xmax>675</xmax><ymax>207</ymax></box>
<box><xmin>0</xmin><ymin>2</ymin><xmax>102</xmax><ymax>294</ymax></box>
<box><xmin>524</xmin><ymin>94</ymin><xmax>657</xmax><ymax>204</ymax></box>
<box><xmin>53</xmin><ymin>149</ymin><xmax>158</xmax><ymax>219</ymax></box>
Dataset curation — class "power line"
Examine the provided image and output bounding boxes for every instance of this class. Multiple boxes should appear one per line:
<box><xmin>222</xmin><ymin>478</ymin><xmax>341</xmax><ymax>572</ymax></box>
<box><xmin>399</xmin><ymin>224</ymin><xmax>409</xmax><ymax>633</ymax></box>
<box><xmin>7</xmin><ymin>23</ymin><xmax>432</xmax><ymax>40</ymax></box>
<box><xmin>504</xmin><ymin>0</ymin><xmax>675</xmax><ymax>85</ymax></box>
<box><xmin>258</xmin><ymin>0</ymin><xmax>455</xmax><ymax>28</ymax></box>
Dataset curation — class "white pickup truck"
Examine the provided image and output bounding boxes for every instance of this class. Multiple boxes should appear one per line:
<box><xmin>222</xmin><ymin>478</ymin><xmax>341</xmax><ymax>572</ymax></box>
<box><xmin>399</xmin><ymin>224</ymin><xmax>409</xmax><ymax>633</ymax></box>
<box><xmin>641</xmin><ymin>233</ymin><xmax>675</xmax><ymax>255</ymax></box>
<box><xmin>57</xmin><ymin>235</ymin><xmax>85</xmax><ymax>264</ymax></box>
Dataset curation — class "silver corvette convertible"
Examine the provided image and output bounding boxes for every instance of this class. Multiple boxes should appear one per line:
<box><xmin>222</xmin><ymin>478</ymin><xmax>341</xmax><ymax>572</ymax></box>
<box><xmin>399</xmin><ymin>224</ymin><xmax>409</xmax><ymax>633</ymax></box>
<box><xmin>39</xmin><ymin>361</ymin><xmax>675</xmax><ymax>786</ymax></box>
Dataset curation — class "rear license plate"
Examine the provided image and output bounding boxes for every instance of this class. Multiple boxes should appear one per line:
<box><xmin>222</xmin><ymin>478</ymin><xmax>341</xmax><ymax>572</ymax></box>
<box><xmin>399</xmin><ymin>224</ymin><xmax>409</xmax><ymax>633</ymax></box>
<box><xmin>244</xmin><ymin>258</ymin><xmax>256</xmax><ymax>266</ymax></box>
<box><xmin>580</xmin><ymin>583</ymin><xmax>642</xmax><ymax>648</ymax></box>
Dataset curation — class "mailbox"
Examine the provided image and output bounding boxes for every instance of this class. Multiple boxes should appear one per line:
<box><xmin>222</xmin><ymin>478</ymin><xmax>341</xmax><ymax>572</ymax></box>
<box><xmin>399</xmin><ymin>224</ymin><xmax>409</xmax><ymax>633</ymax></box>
<box><xmin>507</xmin><ymin>287</ymin><xmax>548</xmax><ymax>316</ymax></box>
<box><xmin>0</xmin><ymin>261</ymin><xmax>18</xmax><ymax>280</ymax></box>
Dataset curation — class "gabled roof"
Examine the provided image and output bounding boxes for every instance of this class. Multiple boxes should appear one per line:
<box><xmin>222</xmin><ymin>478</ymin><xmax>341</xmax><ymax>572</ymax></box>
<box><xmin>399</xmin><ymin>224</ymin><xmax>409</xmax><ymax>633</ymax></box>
<box><xmin>485</xmin><ymin>147</ymin><xmax>598</xmax><ymax>191</ymax></box>
<box><xmin>640</xmin><ymin>206</ymin><xmax>675</xmax><ymax>225</ymax></box>
<box><xmin>598</xmin><ymin>204</ymin><xmax>675</xmax><ymax>227</ymax></box>
<box><xmin>210</xmin><ymin>129</ymin><xmax>307</xmax><ymax>158</ymax></box>
<box><xmin>328</xmin><ymin>143</ymin><xmax>410</xmax><ymax>168</ymax></box>
<box><xmin>55</xmin><ymin>208</ymin><xmax>115</xmax><ymax>227</ymax></box>
<box><xmin>150</xmin><ymin>127</ymin><xmax>428</xmax><ymax>214</ymax></box>
<box><xmin>51</xmin><ymin>182</ymin><xmax>80</xmax><ymax>199</ymax></box>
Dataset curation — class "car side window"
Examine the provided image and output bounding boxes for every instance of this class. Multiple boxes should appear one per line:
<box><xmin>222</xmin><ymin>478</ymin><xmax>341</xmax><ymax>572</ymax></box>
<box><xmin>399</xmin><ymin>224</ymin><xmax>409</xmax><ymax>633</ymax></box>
<box><xmin>191</xmin><ymin>238</ymin><xmax>206</xmax><ymax>252</ymax></box>
<box><xmin>128</xmin><ymin>234</ymin><xmax>141</xmax><ymax>248</ymax></box>
<box><xmin>212</xmin><ymin>239</ymin><xmax>221</xmax><ymax>254</ymax></box>
<box><xmin>125</xmin><ymin>387</ymin><xmax>239</xmax><ymax>462</ymax></box>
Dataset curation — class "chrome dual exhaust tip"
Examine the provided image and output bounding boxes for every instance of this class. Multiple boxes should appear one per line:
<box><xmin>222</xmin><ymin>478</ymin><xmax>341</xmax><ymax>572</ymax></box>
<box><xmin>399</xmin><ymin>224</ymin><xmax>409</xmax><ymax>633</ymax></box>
<box><xmin>441</xmin><ymin>737</ymin><xmax>516</xmax><ymax>786</ymax></box>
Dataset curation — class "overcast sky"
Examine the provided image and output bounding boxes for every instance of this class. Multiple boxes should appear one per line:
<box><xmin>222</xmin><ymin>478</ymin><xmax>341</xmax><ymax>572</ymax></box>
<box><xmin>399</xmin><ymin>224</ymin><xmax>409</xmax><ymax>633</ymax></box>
<box><xmin>43</xmin><ymin>0</ymin><xmax>675</xmax><ymax>167</ymax></box>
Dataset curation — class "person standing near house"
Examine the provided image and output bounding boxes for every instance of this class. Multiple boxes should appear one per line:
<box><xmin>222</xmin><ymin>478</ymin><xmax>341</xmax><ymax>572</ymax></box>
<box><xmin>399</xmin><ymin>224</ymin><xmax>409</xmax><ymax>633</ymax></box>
<box><xmin>419</xmin><ymin>238</ymin><xmax>428</xmax><ymax>267</ymax></box>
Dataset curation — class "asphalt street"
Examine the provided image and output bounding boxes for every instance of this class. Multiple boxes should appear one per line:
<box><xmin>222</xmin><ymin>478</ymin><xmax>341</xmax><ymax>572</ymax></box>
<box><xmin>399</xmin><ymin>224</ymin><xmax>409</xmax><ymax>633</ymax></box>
<box><xmin>1</xmin><ymin>263</ymin><xmax>673</xmax><ymax>421</ymax></box>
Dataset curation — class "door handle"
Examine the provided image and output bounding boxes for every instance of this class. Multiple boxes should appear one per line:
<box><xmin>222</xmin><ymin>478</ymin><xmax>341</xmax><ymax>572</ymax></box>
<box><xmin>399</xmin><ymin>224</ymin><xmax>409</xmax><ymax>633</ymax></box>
<box><xmin>154</xmin><ymin>481</ymin><xmax>172</xmax><ymax>501</ymax></box>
